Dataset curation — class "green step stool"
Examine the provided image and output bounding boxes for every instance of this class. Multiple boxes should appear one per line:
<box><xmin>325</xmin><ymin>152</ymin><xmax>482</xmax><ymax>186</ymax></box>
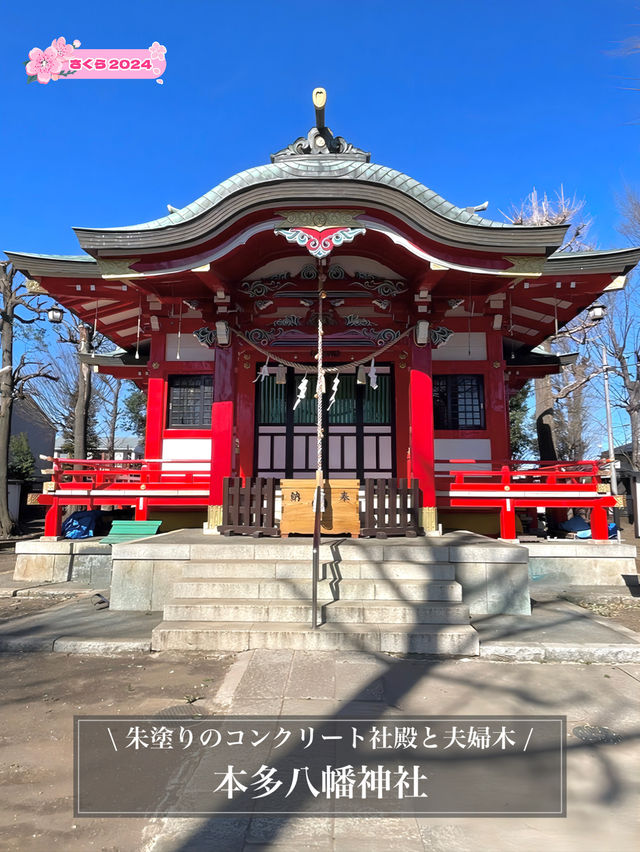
<box><xmin>101</xmin><ymin>520</ymin><xmax>162</xmax><ymax>545</ymax></box>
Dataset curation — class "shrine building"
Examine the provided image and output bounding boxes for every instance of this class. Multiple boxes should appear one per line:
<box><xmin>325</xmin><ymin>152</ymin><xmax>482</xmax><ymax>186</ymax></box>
<box><xmin>7</xmin><ymin>89</ymin><xmax>640</xmax><ymax>543</ymax></box>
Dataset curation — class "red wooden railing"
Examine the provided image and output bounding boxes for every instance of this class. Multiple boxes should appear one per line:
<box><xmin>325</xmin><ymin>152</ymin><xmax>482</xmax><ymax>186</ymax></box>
<box><xmin>38</xmin><ymin>456</ymin><xmax>618</xmax><ymax>541</ymax></box>
<box><xmin>38</xmin><ymin>456</ymin><xmax>212</xmax><ymax>537</ymax></box>
<box><xmin>434</xmin><ymin>459</ymin><xmax>617</xmax><ymax>539</ymax></box>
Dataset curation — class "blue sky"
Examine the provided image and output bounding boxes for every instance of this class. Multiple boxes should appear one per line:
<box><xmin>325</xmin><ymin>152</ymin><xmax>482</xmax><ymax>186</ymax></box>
<box><xmin>2</xmin><ymin>0</ymin><xmax>639</xmax><ymax>447</ymax></box>
<box><xmin>2</xmin><ymin>0</ymin><xmax>639</xmax><ymax>256</ymax></box>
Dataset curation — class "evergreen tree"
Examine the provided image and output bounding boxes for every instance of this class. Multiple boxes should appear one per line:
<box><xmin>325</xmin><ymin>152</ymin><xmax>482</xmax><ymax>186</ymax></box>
<box><xmin>509</xmin><ymin>383</ymin><xmax>535</xmax><ymax>458</ymax></box>
<box><xmin>122</xmin><ymin>386</ymin><xmax>147</xmax><ymax>439</ymax></box>
<box><xmin>7</xmin><ymin>433</ymin><xmax>35</xmax><ymax>480</ymax></box>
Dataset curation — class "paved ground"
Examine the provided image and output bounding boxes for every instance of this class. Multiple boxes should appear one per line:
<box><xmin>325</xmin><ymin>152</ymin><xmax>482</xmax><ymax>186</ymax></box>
<box><xmin>1</xmin><ymin>546</ymin><xmax>639</xmax><ymax>850</ymax></box>
<box><xmin>1</xmin><ymin>649</ymin><xmax>638</xmax><ymax>852</ymax></box>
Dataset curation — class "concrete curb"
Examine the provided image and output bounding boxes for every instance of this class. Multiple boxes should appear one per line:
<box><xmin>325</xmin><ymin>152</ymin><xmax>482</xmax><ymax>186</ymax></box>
<box><xmin>480</xmin><ymin>643</ymin><xmax>640</xmax><ymax>663</ymax></box>
<box><xmin>0</xmin><ymin>583</ymin><xmax>99</xmax><ymax>599</ymax></box>
<box><xmin>52</xmin><ymin>637</ymin><xmax>151</xmax><ymax>654</ymax></box>
<box><xmin>0</xmin><ymin>636</ymin><xmax>151</xmax><ymax>654</ymax></box>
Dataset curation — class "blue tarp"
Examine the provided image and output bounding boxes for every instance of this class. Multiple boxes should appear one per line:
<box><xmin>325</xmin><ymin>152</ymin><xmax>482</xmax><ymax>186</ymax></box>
<box><xmin>62</xmin><ymin>509</ymin><xmax>103</xmax><ymax>539</ymax></box>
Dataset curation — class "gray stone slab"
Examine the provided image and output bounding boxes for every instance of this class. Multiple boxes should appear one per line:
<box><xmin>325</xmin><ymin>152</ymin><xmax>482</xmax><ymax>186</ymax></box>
<box><xmin>447</xmin><ymin>542</ymin><xmax>528</xmax><ymax>563</ymax></box>
<box><xmin>13</xmin><ymin>553</ymin><xmax>56</xmax><ymax>583</ymax></box>
<box><xmin>524</xmin><ymin>541</ymin><xmax>637</xmax><ymax>558</ymax></box>
<box><xmin>472</xmin><ymin>599</ymin><xmax>640</xmax><ymax>646</ymax></box>
<box><xmin>529</xmin><ymin>556</ymin><xmax>635</xmax><ymax>585</ymax></box>
<box><xmin>0</xmin><ymin>597</ymin><xmax>161</xmax><ymax>652</ymax></box>
<box><xmin>285</xmin><ymin>652</ymin><xmax>336</xmax><ymax>700</ymax></box>
<box><xmin>110</xmin><ymin>559</ymin><xmax>153</xmax><ymax>610</ymax></box>
<box><xmin>152</xmin><ymin>622</ymin><xmax>251</xmax><ymax>652</ymax></box>
<box><xmin>235</xmin><ymin>649</ymin><xmax>293</xmax><ymax>701</ymax></box>
<box><xmin>245</xmin><ymin>816</ymin><xmax>334</xmax><ymax>847</ymax></box>
<box><xmin>150</xmin><ymin>560</ymin><xmax>183</xmax><ymax>610</ymax></box>
<box><xmin>333</xmin><ymin>817</ymin><xmax>425</xmax><ymax>851</ymax></box>
<box><xmin>279</xmin><ymin>698</ymin><xmax>341</xmax><ymax>715</ymax></box>
<box><xmin>191</xmin><ymin>542</ymin><xmax>257</xmax><ymax>560</ymax></box>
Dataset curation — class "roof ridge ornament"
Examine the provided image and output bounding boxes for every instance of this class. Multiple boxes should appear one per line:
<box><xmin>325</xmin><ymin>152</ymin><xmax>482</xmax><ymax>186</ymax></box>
<box><xmin>271</xmin><ymin>87</ymin><xmax>370</xmax><ymax>163</ymax></box>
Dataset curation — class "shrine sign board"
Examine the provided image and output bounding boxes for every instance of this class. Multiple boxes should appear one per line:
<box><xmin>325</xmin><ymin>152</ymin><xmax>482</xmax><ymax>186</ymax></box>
<box><xmin>280</xmin><ymin>479</ymin><xmax>360</xmax><ymax>537</ymax></box>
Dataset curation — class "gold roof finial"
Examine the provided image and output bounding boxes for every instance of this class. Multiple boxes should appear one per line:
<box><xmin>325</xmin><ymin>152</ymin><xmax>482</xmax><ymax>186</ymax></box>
<box><xmin>312</xmin><ymin>87</ymin><xmax>326</xmax><ymax>129</ymax></box>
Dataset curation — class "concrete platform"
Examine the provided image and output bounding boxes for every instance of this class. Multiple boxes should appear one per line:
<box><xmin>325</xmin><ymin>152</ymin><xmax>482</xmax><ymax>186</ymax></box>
<box><xmin>108</xmin><ymin>529</ymin><xmax>532</xmax><ymax>617</ymax></box>
<box><xmin>523</xmin><ymin>539</ymin><xmax>638</xmax><ymax>585</ymax></box>
<box><xmin>0</xmin><ymin>596</ymin><xmax>162</xmax><ymax>653</ymax></box>
<box><xmin>0</xmin><ymin>588</ymin><xmax>639</xmax><ymax>663</ymax></box>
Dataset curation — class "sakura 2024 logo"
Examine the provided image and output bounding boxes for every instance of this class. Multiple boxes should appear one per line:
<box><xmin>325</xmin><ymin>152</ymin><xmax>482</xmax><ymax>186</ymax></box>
<box><xmin>25</xmin><ymin>38</ymin><xmax>167</xmax><ymax>84</ymax></box>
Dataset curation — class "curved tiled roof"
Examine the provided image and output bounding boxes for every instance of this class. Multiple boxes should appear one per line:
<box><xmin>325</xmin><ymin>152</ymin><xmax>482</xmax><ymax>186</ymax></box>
<box><xmin>86</xmin><ymin>157</ymin><xmax>513</xmax><ymax>233</ymax></box>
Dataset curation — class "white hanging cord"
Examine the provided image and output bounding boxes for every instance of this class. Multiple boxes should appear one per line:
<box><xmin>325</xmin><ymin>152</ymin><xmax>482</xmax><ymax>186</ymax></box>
<box><xmin>293</xmin><ymin>373</ymin><xmax>308</xmax><ymax>410</ymax></box>
<box><xmin>134</xmin><ymin>293</ymin><xmax>142</xmax><ymax>360</ymax></box>
<box><xmin>327</xmin><ymin>373</ymin><xmax>340</xmax><ymax>411</ymax></box>
<box><xmin>176</xmin><ymin>300</ymin><xmax>183</xmax><ymax>360</ymax></box>
<box><xmin>253</xmin><ymin>356</ymin><xmax>270</xmax><ymax>383</ymax></box>
<box><xmin>368</xmin><ymin>358</ymin><xmax>378</xmax><ymax>390</ymax></box>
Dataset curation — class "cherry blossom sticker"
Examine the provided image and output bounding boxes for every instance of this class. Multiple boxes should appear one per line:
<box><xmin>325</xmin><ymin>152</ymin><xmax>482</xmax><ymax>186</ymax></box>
<box><xmin>24</xmin><ymin>38</ymin><xmax>166</xmax><ymax>83</ymax></box>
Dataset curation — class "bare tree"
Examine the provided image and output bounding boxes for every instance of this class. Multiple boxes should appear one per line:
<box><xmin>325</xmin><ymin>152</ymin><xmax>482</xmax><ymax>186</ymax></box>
<box><xmin>598</xmin><ymin>280</ymin><xmax>640</xmax><ymax>469</ymax></box>
<box><xmin>93</xmin><ymin>374</ymin><xmax>124</xmax><ymax>458</ymax></box>
<box><xmin>29</xmin><ymin>343</ymin><xmax>100</xmax><ymax>455</ymax></box>
<box><xmin>504</xmin><ymin>186</ymin><xmax>592</xmax><ymax>252</ymax></box>
<box><xmin>0</xmin><ymin>262</ymin><xmax>57</xmax><ymax>535</ymax></box>
<box><xmin>505</xmin><ymin>188</ymin><xmax>596</xmax><ymax>460</ymax></box>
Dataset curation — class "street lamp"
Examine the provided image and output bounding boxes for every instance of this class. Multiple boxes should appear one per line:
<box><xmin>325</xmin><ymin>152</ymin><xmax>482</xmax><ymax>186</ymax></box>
<box><xmin>586</xmin><ymin>301</ymin><xmax>619</xmax><ymax>529</ymax></box>
<box><xmin>47</xmin><ymin>307</ymin><xmax>64</xmax><ymax>324</ymax></box>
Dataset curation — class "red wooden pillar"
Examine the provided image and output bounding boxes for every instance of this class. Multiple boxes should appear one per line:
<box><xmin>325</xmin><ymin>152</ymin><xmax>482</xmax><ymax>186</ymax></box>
<box><xmin>144</xmin><ymin>375</ymin><xmax>165</xmax><ymax>460</ymax></box>
<box><xmin>208</xmin><ymin>342</ymin><xmax>236</xmax><ymax>526</ymax></box>
<box><xmin>486</xmin><ymin>331</ymin><xmax>510</xmax><ymax>463</ymax></box>
<box><xmin>43</xmin><ymin>498</ymin><xmax>62</xmax><ymax>538</ymax></box>
<box><xmin>409</xmin><ymin>340</ymin><xmax>437</xmax><ymax>532</ymax></box>
<box><xmin>590</xmin><ymin>505</ymin><xmax>609</xmax><ymax>540</ymax></box>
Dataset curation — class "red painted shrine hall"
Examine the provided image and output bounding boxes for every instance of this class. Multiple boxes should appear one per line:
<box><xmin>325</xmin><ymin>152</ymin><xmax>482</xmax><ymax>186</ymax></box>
<box><xmin>7</xmin><ymin>92</ymin><xmax>640</xmax><ymax>540</ymax></box>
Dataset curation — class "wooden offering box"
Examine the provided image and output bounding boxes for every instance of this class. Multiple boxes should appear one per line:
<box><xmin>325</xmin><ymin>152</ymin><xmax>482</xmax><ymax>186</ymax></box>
<box><xmin>280</xmin><ymin>479</ymin><xmax>360</xmax><ymax>537</ymax></box>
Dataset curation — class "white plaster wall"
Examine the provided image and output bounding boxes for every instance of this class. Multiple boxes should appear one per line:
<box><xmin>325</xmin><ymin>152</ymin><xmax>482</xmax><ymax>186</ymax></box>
<box><xmin>434</xmin><ymin>438</ymin><xmax>492</xmax><ymax>470</ymax></box>
<box><xmin>165</xmin><ymin>333</ymin><xmax>216</xmax><ymax>362</ymax></box>
<box><xmin>432</xmin><ymin>332</ymin><xmax>486</xmax><ymax>361</ymax></box>
<box><xmin>162</xmin><ymin>438</ymin><xmax>211</xmax><ymax>471</ymax></box>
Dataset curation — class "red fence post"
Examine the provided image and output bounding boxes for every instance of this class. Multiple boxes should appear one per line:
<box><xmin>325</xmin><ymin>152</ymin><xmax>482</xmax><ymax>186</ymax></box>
<box><xmin>134</xmin><ymin>497</ymin><xmax>149</xmax><ymax>521</ymax></box>
<box><xmin>44</xmin><ymin>498</ymin><xmax>62</xmax><ymax>537</ymax></box>
<box><xmin>590</xmin><ymin>505</ymin><xmax>609</xmax><ymax>540</ymax></box>
<box><xmin>500</xmin><ymin>500</ymin><xmax>517</xmax><ymax>539</ymax></box>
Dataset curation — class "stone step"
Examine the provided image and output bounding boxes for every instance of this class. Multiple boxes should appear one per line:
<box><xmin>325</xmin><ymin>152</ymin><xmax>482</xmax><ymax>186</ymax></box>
<box><xmin>163</xmin><ymin>598</ymin><xmax>471</xmax><ymax>625</ymax></box>
<box><xmin>171</xmin><ymin>578</ymin><xmax>463</xmax><ymax>602</ymax></box>
<box><xmin>151</xmin><ymin>621</ymin><xmax>479</xmax><ymax>655</ymax></box>
<box><xmin>180</xmin><ymin>560</ymin><xmax>456</xmax><ymax>581</ymax></box>
<box><xmin>188</xmin><ymin>542</ymin><xmax>452</xmax><ymax>563</ymax></box>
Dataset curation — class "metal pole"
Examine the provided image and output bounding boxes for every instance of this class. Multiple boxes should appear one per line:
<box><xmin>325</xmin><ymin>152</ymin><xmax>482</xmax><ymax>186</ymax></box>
<box><xmin>602</xmin><ymin>344</ymin><xmax>619</xmax><ymax>529</ymax></box>
<box><xmin>311</xmin><ymin>261</ymin><xmax>326</xmax><ymax>629</ymax></box>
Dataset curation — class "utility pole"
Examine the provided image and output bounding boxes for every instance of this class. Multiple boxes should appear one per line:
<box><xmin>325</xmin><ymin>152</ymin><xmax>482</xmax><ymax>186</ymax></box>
<box><xmin>602</xmin><ymin>344</ymin><xmax>619</xmax><ymax>530</ymax></box>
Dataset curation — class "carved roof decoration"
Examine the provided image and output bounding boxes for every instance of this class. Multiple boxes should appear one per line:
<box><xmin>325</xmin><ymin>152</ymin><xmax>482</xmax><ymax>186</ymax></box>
<box><xmin>270</xmin><ymin>128</ymin><xmax>370</xmax><ymax>162</ymax></box>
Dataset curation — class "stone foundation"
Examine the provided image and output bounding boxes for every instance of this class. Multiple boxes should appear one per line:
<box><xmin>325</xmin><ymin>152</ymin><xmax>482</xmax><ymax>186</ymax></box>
<box><xmin>14</xmin><ymin>539</ymin><xmax>112</xmax><ymax>587</ymax></box>
<box><xmin>523</xmin><ymin>540</ymin><xmax>638</xmax><ymax>586</ymax></box>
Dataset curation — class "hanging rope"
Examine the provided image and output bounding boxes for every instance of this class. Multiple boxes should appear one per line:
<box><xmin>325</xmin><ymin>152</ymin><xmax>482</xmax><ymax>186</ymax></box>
<box><xmin>231</xmin><ymin>324</ymin><xmax>415</xmax><ymax>374</ymax></box>
<box><xmin>134</xmin><ymin>292</ymin><xmax>142</xmax><ymax>360</ymax></box>
<box><xmin>91</xmin><ymin>299</ymin><xmax>99</xmax><ymax>358</ymax></box>
<box><xmin>176</xmin><ymin>300</ymin><xmax>183</xmax><ymax>360</ymax></box>
<box><xmin>316</xmin><ymin>262</ymin><xmax>325</xmax><ymax>487</ymax></box>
